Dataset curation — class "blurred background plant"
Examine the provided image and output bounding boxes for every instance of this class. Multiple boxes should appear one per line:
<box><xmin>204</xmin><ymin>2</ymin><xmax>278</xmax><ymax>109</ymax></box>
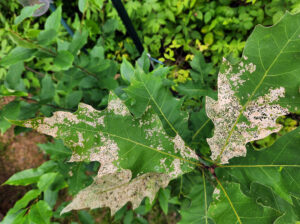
<box><xmin>0</xmin><ymin>0</ymin><xmax>299</xmax><ymax>223</ymax></box>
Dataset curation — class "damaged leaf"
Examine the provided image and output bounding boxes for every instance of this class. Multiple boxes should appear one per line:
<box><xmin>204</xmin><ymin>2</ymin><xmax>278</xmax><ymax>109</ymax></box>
<box><xmin>206</xmin><ymin>12</ymin><xmax>300</xmax><ymax>164</ymax></box>
<box><xmin>11</xmin><ymin>92</ymin><xmax>199</xmax><ymax>214</ymax></box>
<box><xmin>62</xmin><ymin>170</ymin><xmax>170</xmax><ymax>214</ymax></box>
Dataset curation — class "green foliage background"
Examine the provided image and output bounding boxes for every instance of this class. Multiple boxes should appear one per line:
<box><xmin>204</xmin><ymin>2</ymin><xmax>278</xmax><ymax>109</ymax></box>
<box><xmin>0</xmin><ymin>0</ymin><xmax>299</xmax><ymax>223</ymax></box>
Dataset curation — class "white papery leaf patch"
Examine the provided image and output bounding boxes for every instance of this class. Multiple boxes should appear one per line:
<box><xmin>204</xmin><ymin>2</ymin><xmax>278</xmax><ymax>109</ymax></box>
<box><xmin>206</xmin><ymin>59</ymin><xmax>289</xmax><ymax>164</ymax></box>
<box><xmin>19</xmin><ymin>92</ymin><xmax>198</xmax><ymax>215</ymax></box>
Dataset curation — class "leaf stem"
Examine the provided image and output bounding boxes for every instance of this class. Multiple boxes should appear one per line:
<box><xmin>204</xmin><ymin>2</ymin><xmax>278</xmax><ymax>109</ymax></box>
<box><xmin>24</xmin><ymin>65</ymin><xmax>45</xmax><ymax>77</ymax></box>
<box><xmin>20</xmin><ymin>96</ymin><xmax>72</xmax><ymax>112</ymax></box>
<box><xmin>9</xmin><ymin>29</ymin><xmax>56</xmax><ymax>56</ymax></box>
<box><xmin>202</xmin><ymin>170</ymin><xmax>208</xmax><ymax>224</ymax></box>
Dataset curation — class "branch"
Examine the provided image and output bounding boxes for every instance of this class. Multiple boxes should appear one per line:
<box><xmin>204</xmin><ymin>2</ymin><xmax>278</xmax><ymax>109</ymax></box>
<box><xmin>9</xmin><ymin>29</ymin><xmax>99</xmax><ymax>80</ymax></box>
<box><xmin>24</xmin><ymin>65</ymin><xmax>46</xmax><ymax>77</ymax></box>
<box><xmin>20</xmin><ymin>96</ymin><xmax>73</xmax><ymax>112</ymax></box>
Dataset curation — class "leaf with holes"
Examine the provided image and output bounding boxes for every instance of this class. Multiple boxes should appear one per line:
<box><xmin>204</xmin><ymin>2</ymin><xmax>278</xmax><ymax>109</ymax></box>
<box><xmin>11</xmin><ymin>92</ymin><xmax>199</xmax><ymax>214</ymax></box>
<box><xmin>206</xmin><ymin>12</ymin><xmax>300</xmax><ymax>164</ymax></box>
<box><xmin>7</xmin><ymin>10</ymin><xmax>300</xmax><ymax>224</ymax></box>
<box><xmin>178</xmin><ymin>12</ymin><xmax>300</xmax><ymax>224</ymax></box>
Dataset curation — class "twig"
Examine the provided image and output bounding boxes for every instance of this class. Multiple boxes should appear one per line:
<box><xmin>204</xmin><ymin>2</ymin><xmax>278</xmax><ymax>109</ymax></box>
<box><xmin>8</xmin><ymin>29</ymin><xmax>99</xmax><ymax>80</ymax></box>
<box><xmin>20</xmin><ymin>96</ymin><xmax>73</xmax><ymax>112</ymax></box>
<box><xmin>24</xmin><ymin>65</ymin><xmax>45</xmax><ymax>77</ymax></box>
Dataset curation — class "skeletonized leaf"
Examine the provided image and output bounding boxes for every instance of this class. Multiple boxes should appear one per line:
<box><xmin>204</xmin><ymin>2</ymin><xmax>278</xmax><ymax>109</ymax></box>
<box><xmin>206</xmin><ymin>12</ymin><xmax>300</xmax><ymax>164</ymax></box>
<box><xmin>12</xmin><ymin>92</ymin><xmax>199</xmax><ymax>214</ymax></box>
<box><xmin>62</xmin><ymin>170</ymin><xmax>169</xmax><ymax>214</ymax></box>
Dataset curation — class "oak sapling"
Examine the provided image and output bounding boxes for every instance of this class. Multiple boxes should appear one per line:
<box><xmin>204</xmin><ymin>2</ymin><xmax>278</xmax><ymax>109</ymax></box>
<box><xmin>7</xmin><ymin>11</ymin><xmax>300</xmax><ymax>224</ymax></box>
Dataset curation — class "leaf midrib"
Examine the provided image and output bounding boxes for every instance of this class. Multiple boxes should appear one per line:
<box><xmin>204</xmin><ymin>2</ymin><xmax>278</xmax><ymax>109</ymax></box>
<box><xmin>216</xmin><ymin>25</ymin><xmax>300</xmax><ymax>162</ymax></box>
<box><xmin>202</xmin><ymin>170</ymin><xmax>208</xmax><ymax>224</ymax></box>
<box><xmin>141</xmin><ymin>80</ymin><xmax>179</xmax><ymax>135</ymax></box>
<box><xmin>66</xmin><ymin>125</ymin><xmax>200</xmax><ymax>167</ymax></box>
<box><xmin>215</xmin><ymin>178</ymin><xmax>242</xmax><ymax>224</ymax></box>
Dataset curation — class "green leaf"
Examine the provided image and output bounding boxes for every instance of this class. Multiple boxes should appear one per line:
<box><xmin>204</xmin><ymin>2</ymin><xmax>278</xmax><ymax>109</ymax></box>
<box><xmin>249</xmin><ymin>183</ymin><xmax>300</xmax><ymax>224</ymax></box>
<box><xmin>78</xmin><ymin>211</ymin><xmax>95</xmax><ymax>224</ymax></box>
<box><xmin>18</xmin><ymin>101</ymin><xmax>40</xmax><ymax>120</ymax></box>
<box><xmin>38</xmin><ymin>139</ymin><xmax>72</xmax><ymax>160</ymax></box>
<box><xmin>44</xmin><ymin>188</ymin><xmax>58</xmax><ymax>208</ymax></box>
<box><xmin>177</xmin><ymin>81</ymin><xmax>215</xmax><ymax>98</ymax></box>
<box><xmin>217</xmin><ymin>127</ymin><xmax>300</xmax><ymax>205</ymax></box>
<box><xmin>124</xmin><ymin>210</ymin><xmax>134</xmax><ymax>224</ymax></box>
<box><xmin>39</xmin><ymin>74</ymin><xmax>55</xmax><ymax>102</ymax></box>
<box><xmin>5</xmin><ymin>62</ymin><xmax>25</xmax><ymax>91</ymax></box>
<box><xmin>189</xmin><ymin>52</ymin><xmax>213</xmax><ymax>83</ymax></box>
<box><xmin>204</xmin><ymin>32</ymin><xmax>214</xmax><ymax>45</ymax></box>
<box><xmin>66</xmin><ymin>90</ymin><xmax>83</xmax><ymax>108</ymax></box>
<box><xmin>38</xmin><ymin>29</ymin><xmax>57</xmax><ymax>45</ymax></box>
<box><xmin>120</xmin><ymin>57</ymin><xmax>135</xmax><ymax>83</ymax></box>
<box><xmin>13</xmin><ymin>92</ymin><xmax>199</xmax><ymax>214</ymax></box>
<box><xmin>123</xmin><ymin>61</ymin><xmax>192</xmax><ymax>141</ymax></box>
<box><xmin>1</xmin><ymin>209</ymin><xmax>27</xmax><ymax>224</ymax></box>
<box><xmin>8</xmin><ymin>31</ymin><xmax>36</xmax><ymax>49</ymax></box>
<box><xmin>179</xmin><ymin>172</ymin><xmax>214</xmax><ymax>224</ymax></box>
<box><xmin>189</xmin><ymin>107</ymin><xmax>214</xmax><ymax>156</ymax></box>
<box><xmin>207</xmin><ymin>182</ymin><xmax>280</xmax><ymax>223</ymax></box>
<box><xmin>68</xmin><ymin>162</ymin><xmax>93</xmax><ymax>195</ymax></box>
<box><xmin>15</xmin><ymin>4</ymin><xmax>42</xmax><ymax>25</ymax></box>
<box><xmin>0</xmin><ymin>101</ymin><xmax>20</xmax><ymax>134</ymax></box>
<box><xmin>7</xmin><ymin>189</ymin><xmax>41</xmax><ymax>215</ymax></box>
<box><xmin>45</xmin><ymin>5</ymin><xmax>62</xmax><ymax>31</ymax></box>
<box><xmin>206</xmin><ymin>12</ymin><xmax>300</xmax><ymax>164</ymax></box>
<box><xmin>37</xmin><ymin>173</ymin><xmax>58</xmax><ymax>191</ymax></box>
<box><xmin>137</xmin><ymin>52</ymin><xmax>150</xmax><ymax>73</ymax></box>
<box><xmin>53</xmin><ymin>50</ymin><xmax>74</xmax><ymax>70</ymax></box>
<box><xmin>4</xmin><ymin>161</ymin><xmax>57</xmax><ymax>186</ymax></box>
<box><xmin>0</xmin><ymin>85</ymin><xmax>28</xmax><ymax>97</ymax></box>
<box><xmin>68</xmin><ymin>29</ymin><xmax>89</xmax><ymax>55</ymax></box>
<box><xmin>204</xmin><ymin>11</ymin><xmax>212</xmax><ymax>23</ymax></box>
<box><xmin>0</xmin><ymin>47</ymin><xmax>36</xmax><ymax>66</ymax></box>
<box><xmin>78</xmin><ymin>0</ymin><xmax>88</xmax><ymax>13</ymax></box>
<box><xmin>90</xmin><ymin>45</ymin><xmax>104</xmax><ymax>59</ymax></box>
<box><xmin>102</xmin><ymin>19</ymin><xmax>118</xmax><ymax>34</ymax></box>
<box><xmin>28</xmin><ymin>201</ymin><xmax>52</xmax><ymax>224</ymax></box>
<box><xmin>158</xmin><ymin>188</ymin><xmax>170</xmax><ymax>214</ymax></box>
